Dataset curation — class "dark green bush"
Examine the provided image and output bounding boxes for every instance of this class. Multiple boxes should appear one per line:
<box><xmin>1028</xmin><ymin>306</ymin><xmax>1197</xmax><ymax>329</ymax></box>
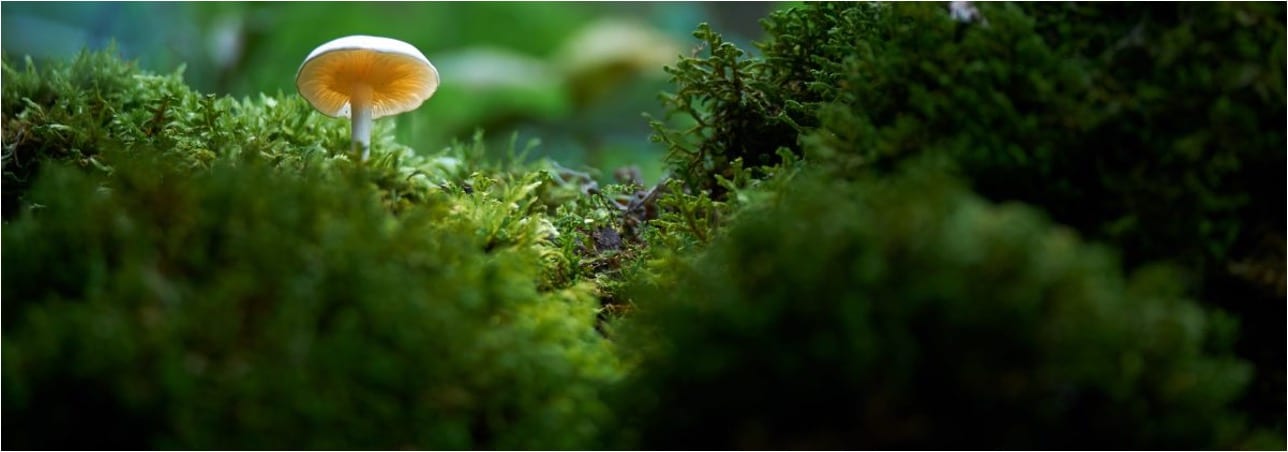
<box><xmin>2</xmin><ymin>153</ymin><xmax>621</xmax><ymax>450</ymax></box>
<box><xmin>615</xmin><ymin>163</ymin><xmax>1258</xmax><ymax>449</ymax></box>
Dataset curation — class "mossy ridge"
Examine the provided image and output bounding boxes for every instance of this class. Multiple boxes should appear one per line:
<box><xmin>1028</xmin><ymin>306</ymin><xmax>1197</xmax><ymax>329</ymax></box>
<box><xmin>2</xmin><ymin>48</ymin><xmax>435</xmax><ymax>217</ymax></box>
<box><xmin>1</xmin><ymin>49</ymin><xmax>639</xmax><ymax>449</ymax></box>
<box><xmin>2</xmin><ymin>48</ymin><xmax>678</xmax><ymax>289</ymax></box>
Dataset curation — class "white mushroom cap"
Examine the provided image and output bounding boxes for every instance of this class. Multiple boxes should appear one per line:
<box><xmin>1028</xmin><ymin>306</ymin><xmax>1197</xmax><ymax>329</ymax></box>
<box><xmin>296</xmin><ymin>35</ymin><xmax>440</xmax><ymax>119</ymax></box>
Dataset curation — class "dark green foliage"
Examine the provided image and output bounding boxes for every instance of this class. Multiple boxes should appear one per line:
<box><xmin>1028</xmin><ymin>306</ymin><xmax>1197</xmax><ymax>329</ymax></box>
<box><xmin>649</xmin><ymin>2</ymin><xmax>887</xmax><ymax>197</ymax></box>
<box><xmin>809</xmin><ymin>2</ymin><xmax>1286</xmax><ymax>277</ymax></box>
<box><xmin>616</xmin><ymin>163</ymin><xmax>1256</xmax><ymax>450</ymax></box>
<box><xmin>652</xmin><ymin>2</ymin><xmax>1286</xmax><ymax>438</ymax></box>
<box><xmin>807</xmin><ymin>2</ymin><xmax>1287</xmax><ymax>433</ymax></box>
<box><xmin>655</xmin><ymin>1</ymin><xmax>1285</xmax><ymax>276</ymax></box>
<box><xmin>647</xmin><ymin>25</ymin><xmax>794</xmax><ymax>197</ymax></box>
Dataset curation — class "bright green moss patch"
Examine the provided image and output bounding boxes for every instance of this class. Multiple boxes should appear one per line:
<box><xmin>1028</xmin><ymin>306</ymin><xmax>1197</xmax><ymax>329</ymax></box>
<box><xmin>1</xmin><ymin>49</ymin><xmax>634</xmax><ymax>450</ymax></box>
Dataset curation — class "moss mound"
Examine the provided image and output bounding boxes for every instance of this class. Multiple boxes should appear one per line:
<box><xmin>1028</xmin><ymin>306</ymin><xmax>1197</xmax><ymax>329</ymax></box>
<box><xmin>2</xmin><ymin>51</ymin><xmax>623</xmax><ymax>450</ymax></box>
<box><xmin>617</xmin><ymin>164</ymin><xmax>1256</xmax><ymax>449</ymax></box>
<box><xmin>646</xmin><ymin>2</ymin><xmax>1285</xmax><ymax>441</ymax></box>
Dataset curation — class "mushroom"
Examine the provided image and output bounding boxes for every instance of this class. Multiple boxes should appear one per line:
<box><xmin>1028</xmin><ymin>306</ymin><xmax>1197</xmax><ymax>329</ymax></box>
<box><xmin>296</xmin><ymin>35</ymin><xmax>440</xmax><ymax>161</ymax></box>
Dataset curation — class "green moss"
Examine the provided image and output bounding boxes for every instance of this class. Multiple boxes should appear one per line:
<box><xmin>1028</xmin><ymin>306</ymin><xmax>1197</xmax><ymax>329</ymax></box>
<box><xmin>653</xmin><ymin>2</ymin><xmax>1284</xmax><ymax>275</ymax></box>
<box><xmin>808</xmin><ymin>2</ymin><xmax>1286</xmax><ymax>275</ymax></box>
<box><xmin>5</xmin><ymin>3</ymin><xmax>1284</xmax><ymax>448</ymax></box>
<box><xmin>647</xmin><ymin>3</ymin><xmax>888</xmax><ymax>197</ymax></box>
<box><xmin>616</xmin><ymin>162</ymin><xmax>1256</xmax><ymax>449</ymax></box>
<box><xmin>650</xmin><ymin>2</ymin><xmax>1286</xmax><ymax>437</ymax></box>
<box><xmin>1</xmin><ymin>49</ymin><xmax>627</xmax><ymax>449</ymax></box>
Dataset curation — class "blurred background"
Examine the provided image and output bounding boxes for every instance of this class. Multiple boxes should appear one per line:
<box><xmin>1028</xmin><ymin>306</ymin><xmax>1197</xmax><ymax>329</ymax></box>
<box><xmin>2</xmin><ymin>2</ymin><xmax>788</xmax><ymax>184</ymax></box>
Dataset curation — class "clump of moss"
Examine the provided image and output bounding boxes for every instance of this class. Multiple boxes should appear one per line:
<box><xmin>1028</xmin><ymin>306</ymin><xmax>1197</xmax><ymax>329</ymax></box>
<box><xmin>807</xmin><ymin>3</ymin><xmax>1287</xmax><ymax>432</ymax></box>
<box><xmin>647</xmin><ymin>3</ymin><xmax>887</xmax><ymax>197</ymax></box>
<box><xmin>654</xmin><ymin>2</ymin><xmax>1285</xmax><ymax>277</ymax></box>
<box><xmin>1</xmin><ymin>48</ymin><xmax>504</xmax><ymax>219</ymax></box>
<box><xmin>649</xmin><ymin>2</ymin><xmax>1286</xmax><ymax>435</ymax></box>
<box><xmin>2</xmin><ymin>50</ymin><xmax>627</xmax><ymax>449</ymax></box>
<box><xmin>614</xmin><ymin>162</ymin><xmax>1257</xmax><ymax>450</ymax></box>
<box><xmin>808</xmin><ymin>2</ymin><xmax>1286</xmax><ymax>276</ymax></box>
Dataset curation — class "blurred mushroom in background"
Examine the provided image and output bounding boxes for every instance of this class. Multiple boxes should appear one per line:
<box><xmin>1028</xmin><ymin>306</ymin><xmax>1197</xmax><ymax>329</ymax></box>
<box><xmin>556</xmin><ymin>19</ymin><xmax>681</xmax><ymax>110</ymax></box>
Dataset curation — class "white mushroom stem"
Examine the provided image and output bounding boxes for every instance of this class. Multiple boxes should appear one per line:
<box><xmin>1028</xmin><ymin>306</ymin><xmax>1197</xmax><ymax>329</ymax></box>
<box><xmin>350</xmin><ymin>84</ymin><xmax>374</xmax><ymax>161</ymax></box>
